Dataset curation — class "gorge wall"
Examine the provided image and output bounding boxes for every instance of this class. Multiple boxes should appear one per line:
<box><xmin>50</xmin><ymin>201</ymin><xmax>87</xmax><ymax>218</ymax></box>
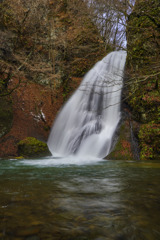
<box><xmin>107</xmin><ymin>0</ymin><xmax>160</xmax><ymax>160</ymax></box>
<box><xmin>0</xmin><ymin>0</ymin><xmax>105</xmax><ymax>157</ymax></box>
<box><xmin>126</xmin><ymin>0</ymin><xmax>160</xmax><ymax>160</ymax></box>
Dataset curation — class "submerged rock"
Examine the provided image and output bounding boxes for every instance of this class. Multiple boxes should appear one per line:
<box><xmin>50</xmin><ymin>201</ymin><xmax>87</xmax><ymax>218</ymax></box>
<box><xmin>17</xmin><ymin>137</ymin><xmax>51</xmax><ymax>158</ymax></box>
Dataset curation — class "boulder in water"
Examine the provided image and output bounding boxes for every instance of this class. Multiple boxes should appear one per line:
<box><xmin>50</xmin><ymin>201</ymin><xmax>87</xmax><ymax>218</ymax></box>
<box><xmin>17</xmin><ymin>137</ymin><xmax>51</xmax><ymax>158</ymax></box>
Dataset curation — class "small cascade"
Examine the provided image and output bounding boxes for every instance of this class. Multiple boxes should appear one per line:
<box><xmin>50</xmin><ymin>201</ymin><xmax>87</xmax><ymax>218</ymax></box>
<box><xmin>47</xmin><ymin>51</ymin><xmax>127</xmax><ymax>158</ymax></box>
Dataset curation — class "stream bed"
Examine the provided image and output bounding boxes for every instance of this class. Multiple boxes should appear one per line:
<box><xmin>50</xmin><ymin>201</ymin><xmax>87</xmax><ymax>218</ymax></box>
<box><xmin>0</xmin><ymin>158</ymin><xmax>160</xmax><ymax>240</ymax></box>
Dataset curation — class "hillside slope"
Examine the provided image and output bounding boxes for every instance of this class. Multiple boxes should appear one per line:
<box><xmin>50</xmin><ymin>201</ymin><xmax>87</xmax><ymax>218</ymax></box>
<box><xmin>0</xmin><ymin>0</ymin><xmax>105</xmax><ymax>157</ymax></box>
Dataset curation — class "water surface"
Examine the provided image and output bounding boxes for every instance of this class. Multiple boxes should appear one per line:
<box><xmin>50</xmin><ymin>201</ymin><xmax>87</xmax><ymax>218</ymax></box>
<box><xmin>0</xmin><ymin>158</ymin><xmax>160</xmax><ymax>240</ymax></box>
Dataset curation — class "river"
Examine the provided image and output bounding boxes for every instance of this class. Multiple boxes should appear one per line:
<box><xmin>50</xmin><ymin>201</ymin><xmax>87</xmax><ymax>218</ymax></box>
<box><xmin>0</xmin><ymin>158</ymin><xmax>160</xmax><ymax>240</ymax></box>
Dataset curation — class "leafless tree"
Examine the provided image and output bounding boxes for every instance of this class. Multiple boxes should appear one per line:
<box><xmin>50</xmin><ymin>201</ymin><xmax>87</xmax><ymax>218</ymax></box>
<box><xmin>85</xmin><ymin>0</ymin><xmax>135</xmax><ymax>49</ymax></box>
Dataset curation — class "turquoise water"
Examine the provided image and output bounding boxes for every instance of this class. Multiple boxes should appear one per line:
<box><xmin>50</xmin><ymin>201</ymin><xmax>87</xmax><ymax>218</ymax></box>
<box><xmin>0</xmin><ymin>158</ymin><xmax>160</xmax><ymax>240</ymax></box>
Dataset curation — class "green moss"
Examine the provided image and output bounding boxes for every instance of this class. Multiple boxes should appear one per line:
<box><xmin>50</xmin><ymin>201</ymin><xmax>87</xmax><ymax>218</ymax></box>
<box><xmin>0</xmin><ymin>3</ymin><xmax>15</xmax><ymax>30</ymax></box>
<box><xmin>107</xmin><ymin>122</ymin><xmax>134</xmax><ymax>160</ymax></box>
<box><xmin>14</xmin><ymin>156</ymin><xmax>24</xmax><ymax>160</ymax></box>
<box><xmin>127</xmin><ymin>0</ymin><xmax>159</xmax><ymax>69</ymax></box>
<box><xmin>17</xmin><ymin>137</ymin><xmax>51</xmax><ymax>158</ymax></box>
<box><xmin>126</xmin><ymin>0</ymin><xmax>160</xmax><ymax>160</ymax></box>
<box><xmin>138</xmin><ymin>123</ymin><xmax>160</xmax><ymax>160</ymax></box>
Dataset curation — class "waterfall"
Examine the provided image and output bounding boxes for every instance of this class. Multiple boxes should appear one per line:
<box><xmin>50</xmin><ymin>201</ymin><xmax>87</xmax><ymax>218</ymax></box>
<box><xmin>47</xmin><ymin>51</ymin><xmax>127</xmax><ymax>158</ymax></box>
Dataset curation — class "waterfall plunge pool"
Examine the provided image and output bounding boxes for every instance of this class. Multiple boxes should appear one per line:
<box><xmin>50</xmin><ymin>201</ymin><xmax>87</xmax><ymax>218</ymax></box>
<box><xmin>0</xmin><ymin>158</ymin><xmax>160</xmax><ymax>240</ymax></box>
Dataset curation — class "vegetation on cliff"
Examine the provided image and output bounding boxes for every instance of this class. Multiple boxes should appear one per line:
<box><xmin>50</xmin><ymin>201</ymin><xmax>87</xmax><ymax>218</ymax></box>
<box><xmin>0</xmin><ymin>0</ymin><xmax>105</xmax><ymax>97</ymax></box>
<box><xmin>107</xmin><ymin>121</ymin><xmax>134</xmax><ymax>160</ymax></box>
<box><xmin>126</xmin><ymin>0</ymin><xmax>160</xmax><ymax>160</ymax></box>
<box><xmin>0</xmin><ymin>0</ymin><xmax>106</xmax><ymax>157</ymax></box>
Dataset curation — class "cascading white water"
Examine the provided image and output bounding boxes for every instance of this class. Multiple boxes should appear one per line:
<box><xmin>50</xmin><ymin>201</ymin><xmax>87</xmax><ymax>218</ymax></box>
<box><xmin>47</xmin><ymin>51</ymin><xmax>127</xmax><ymax>158</ymax></box>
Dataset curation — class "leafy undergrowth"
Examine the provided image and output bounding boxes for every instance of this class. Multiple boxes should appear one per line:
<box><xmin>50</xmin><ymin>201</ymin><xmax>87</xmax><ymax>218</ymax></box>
<box><xmin>139</xmin><ymin>123</ymin><xmax>160</xmax><ymax>160</ymax></box>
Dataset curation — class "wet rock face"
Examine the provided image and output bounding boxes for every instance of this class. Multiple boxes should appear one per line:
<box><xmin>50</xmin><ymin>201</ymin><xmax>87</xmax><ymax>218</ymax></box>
<box><xmin>17</xmin><ymin>137</ymin><xmax>51</xmax><ymax>158</ymax></box>
<box><xmin>126</xmin><ymin>0</ymin><xmax>160</xmax><ymax>160</ymax></box>
<box><xmin>106</xmin><ymin>120</ymin><xmax>135</xmax><ymax>161</ymax></box>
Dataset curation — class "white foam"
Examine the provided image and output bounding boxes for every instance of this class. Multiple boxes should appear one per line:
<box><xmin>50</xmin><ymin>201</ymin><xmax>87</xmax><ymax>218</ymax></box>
<box><xmin>20</xmin><ymin>156</ymin><xmax>104</xmax><ymax>167</ymax></box>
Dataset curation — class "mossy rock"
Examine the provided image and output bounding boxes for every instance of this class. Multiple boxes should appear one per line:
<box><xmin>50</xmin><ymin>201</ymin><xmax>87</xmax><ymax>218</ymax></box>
<box><xmin>17</xmin><ymin>137</ymin><xmax>51</xmax><ymax>158</ymax></box>
<box><xmin>106</xmin><ymin>121</ymin><xmax>135</xmax><ymax>160</ymax></box>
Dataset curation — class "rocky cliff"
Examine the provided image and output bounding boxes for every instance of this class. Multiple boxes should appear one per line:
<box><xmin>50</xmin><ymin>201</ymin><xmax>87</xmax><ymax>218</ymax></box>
<box><xmin>107</xmin><ymin>0</ymin><xmax>160</xmax><ymax>161</ymax></box>
<box><xmin>126</xmin><ymin>0</ymin><xmax>160</xmax><ymax>160</ymax></box>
